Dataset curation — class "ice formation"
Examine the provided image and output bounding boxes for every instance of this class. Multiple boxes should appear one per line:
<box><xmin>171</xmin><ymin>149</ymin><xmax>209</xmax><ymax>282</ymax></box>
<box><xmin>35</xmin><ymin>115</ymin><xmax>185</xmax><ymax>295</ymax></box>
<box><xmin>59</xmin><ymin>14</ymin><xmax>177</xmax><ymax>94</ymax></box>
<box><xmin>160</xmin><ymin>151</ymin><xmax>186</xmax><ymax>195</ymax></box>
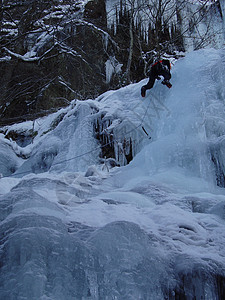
<box><xmin>0</xmin><ymin>48</ymin><xmax>225</xmax><ymax>299</ymax></box>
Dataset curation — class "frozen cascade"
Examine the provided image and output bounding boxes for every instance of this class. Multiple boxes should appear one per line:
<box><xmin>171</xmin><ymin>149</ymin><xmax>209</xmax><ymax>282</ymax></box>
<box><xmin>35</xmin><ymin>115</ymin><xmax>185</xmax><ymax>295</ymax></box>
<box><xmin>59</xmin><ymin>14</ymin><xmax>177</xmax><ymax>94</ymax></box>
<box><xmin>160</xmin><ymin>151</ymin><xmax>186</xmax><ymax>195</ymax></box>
<box><xmin>1</xmin><ymin>48</ymin><xmax>225</xmax><ymax>299</ymax></box>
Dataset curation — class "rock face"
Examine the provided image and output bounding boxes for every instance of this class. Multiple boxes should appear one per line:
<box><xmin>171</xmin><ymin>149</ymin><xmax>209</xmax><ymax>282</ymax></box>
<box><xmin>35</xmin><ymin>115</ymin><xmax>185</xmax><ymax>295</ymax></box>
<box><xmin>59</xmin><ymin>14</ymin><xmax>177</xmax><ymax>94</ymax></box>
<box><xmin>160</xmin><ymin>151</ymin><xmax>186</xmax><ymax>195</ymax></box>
<box><xmin>84</xmin><ymin>0</ymin><xmax>107</xmax><ymax>27</ymax></box>
<box><xmin>0</xmin><ymin>0</ymin><xmax>118</xmax><ymax>125</ymax></box>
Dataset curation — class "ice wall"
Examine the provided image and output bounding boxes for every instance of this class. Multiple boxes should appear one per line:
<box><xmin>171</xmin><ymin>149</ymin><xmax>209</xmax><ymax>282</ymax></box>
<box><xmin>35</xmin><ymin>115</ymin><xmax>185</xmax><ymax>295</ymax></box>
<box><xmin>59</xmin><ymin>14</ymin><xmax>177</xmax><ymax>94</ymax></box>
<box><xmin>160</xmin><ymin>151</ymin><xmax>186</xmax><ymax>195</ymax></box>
<box><xmin>124</xmin><ymin>48</ymin><xmax>225</xmax><ymax>189</ymax></box>
<box><xmin>1</xmin><ymin>174</ymin><xmax>224</xmax><ymax>299</ymax></box>
<box><xmin>2</xmin><ymin>84</ymin><xmax>157</xmax><ymax>177</ymax></box>
<box><xmin>1</xmin><ymin>48</ymin><xmax>225</xmax><ymax>299</ymax></box>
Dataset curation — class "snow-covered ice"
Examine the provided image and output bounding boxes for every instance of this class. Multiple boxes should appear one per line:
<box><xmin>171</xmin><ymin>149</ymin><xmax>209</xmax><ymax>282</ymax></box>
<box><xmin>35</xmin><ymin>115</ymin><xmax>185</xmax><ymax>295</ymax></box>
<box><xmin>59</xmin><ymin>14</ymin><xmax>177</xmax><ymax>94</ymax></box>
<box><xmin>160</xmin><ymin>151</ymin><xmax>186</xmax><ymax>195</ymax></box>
<box><xmin>1</xmin><ymin>48</ymin><xmax>225</xmax><ymax>299</ymax></box>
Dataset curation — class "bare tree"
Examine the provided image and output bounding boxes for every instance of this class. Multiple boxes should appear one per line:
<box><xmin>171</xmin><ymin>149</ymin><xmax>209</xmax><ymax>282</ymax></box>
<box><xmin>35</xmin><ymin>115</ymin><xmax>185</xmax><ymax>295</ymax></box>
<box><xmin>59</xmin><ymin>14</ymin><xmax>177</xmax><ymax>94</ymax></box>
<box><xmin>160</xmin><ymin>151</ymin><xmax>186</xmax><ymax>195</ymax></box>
<box><xmin>113</xmin><ymin>0</ymin><xmax>222</xmax><ymax>82</ymax></box>
<box><xmin>117</xmin><ymin>0</ymin><xmax>150</xmax><ymax>83</ymax></box>
<box><xmin>0</xmin><ymin>0</ymin><xmax>119</xmax><ymax>124</ymax></box>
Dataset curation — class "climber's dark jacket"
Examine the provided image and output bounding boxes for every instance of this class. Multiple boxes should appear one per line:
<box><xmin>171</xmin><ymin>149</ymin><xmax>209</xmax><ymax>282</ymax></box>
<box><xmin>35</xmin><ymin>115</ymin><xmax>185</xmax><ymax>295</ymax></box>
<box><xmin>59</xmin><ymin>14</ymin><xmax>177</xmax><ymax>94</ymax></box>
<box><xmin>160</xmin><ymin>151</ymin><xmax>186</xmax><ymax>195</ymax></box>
<box><xmin>142</xmin><ymin>59</ymin><xmax>171</xmax><ymax>91</ymax></box>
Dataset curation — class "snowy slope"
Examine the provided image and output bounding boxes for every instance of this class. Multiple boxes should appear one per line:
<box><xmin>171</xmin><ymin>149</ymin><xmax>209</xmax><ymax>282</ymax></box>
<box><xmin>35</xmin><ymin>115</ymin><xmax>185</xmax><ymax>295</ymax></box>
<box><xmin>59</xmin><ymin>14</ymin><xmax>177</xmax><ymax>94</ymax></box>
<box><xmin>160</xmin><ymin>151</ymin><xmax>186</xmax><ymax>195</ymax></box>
<box><xmin>1</xmin><ymin>48</ymin><xmax>225</xmax><ymax>299</ymax></box>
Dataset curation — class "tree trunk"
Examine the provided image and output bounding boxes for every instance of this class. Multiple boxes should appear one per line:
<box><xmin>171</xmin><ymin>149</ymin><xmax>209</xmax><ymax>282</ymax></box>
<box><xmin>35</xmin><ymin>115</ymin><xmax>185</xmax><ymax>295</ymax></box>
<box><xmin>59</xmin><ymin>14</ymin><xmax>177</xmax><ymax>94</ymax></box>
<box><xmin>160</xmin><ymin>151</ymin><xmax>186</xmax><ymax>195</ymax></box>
<box><xmin>126</xmin><ymin>16</ymin><xmax>134</xmax><ymax>83</ymax></box>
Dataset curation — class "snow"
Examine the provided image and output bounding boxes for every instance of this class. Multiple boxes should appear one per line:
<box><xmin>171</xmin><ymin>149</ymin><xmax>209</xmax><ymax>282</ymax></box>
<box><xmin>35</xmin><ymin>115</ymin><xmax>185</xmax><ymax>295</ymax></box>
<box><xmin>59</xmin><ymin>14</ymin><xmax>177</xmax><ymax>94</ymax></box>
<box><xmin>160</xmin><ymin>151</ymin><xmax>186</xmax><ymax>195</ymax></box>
<box><xmin>1</xmin><ymin>48</ymin><xmax>225</xmax><ymax>298</ymax></box>
<box><xmin>3</xmin><ymin>47</ymin><xmax>39</xmax><ymax>62</ymax></box>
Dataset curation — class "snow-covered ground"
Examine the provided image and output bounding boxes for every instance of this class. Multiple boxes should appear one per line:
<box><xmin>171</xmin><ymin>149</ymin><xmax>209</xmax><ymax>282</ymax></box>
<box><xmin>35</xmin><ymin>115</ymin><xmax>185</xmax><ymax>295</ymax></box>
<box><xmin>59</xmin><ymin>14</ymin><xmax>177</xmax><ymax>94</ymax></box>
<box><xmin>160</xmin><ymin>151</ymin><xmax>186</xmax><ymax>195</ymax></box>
<box><xmin>0</xmin><ymin>48</ymin><xmax>225</xmax><ymax>299</ymax></box>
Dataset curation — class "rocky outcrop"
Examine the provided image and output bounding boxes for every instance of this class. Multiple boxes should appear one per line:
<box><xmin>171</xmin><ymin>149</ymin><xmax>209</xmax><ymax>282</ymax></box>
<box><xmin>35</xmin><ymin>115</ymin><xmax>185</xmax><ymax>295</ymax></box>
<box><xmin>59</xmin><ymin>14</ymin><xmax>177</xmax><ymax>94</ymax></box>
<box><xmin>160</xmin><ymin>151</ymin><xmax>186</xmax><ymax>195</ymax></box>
<box><xmin>0</xmin><ymin>0</ymin><xmax>118</xmax><ymax>125</ymax></box>
<box><xmin>84</xmin><ymin>0</ymin><xmax>107</xmax><ymax>28</ymax></box>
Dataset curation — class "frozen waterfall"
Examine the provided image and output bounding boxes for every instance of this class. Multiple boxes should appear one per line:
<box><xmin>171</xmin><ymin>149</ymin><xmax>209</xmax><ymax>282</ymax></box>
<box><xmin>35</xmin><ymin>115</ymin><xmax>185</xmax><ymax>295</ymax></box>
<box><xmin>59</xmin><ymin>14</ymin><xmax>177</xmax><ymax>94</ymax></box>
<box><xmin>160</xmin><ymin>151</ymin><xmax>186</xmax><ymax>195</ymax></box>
<box><xmin>0</xmin><ymin>48</ymin><xmax>225</xmax><ymax>299</ymax></box>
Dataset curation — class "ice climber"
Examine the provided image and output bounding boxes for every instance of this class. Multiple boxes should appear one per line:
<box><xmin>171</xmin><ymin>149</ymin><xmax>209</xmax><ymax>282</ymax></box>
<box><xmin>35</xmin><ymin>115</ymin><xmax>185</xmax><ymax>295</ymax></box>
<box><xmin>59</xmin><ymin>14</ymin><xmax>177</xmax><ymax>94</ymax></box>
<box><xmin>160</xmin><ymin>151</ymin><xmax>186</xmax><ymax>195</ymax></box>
<box><xmin>141</xmin><ymin>59</ymin><xmax>172</xmax><ymax>97</ymax></box>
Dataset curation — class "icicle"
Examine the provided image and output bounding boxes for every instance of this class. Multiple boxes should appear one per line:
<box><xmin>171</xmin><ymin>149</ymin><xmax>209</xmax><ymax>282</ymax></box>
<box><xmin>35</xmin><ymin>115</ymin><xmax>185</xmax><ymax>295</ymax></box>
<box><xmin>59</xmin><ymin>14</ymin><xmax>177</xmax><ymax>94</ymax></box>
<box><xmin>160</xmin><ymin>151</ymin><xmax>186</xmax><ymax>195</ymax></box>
<box><xmin>102</xmin><ymin>33</ymin><xmax>109</xmax><ymax>51</ymax></box>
